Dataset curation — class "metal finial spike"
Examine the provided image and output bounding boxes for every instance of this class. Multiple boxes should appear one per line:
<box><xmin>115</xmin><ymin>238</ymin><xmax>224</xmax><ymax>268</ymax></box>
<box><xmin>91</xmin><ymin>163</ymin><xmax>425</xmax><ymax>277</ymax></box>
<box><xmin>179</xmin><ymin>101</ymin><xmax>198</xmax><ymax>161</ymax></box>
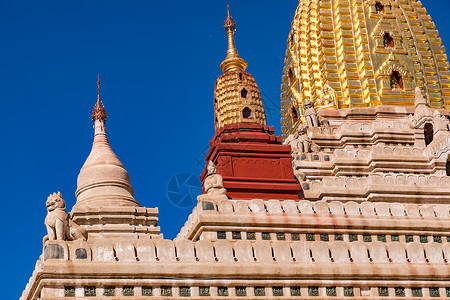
<box><xmin>220</xmin><ymin>0</ymin><xmax>247</xmax><ymax>72</ymax></box>
<box><xmin>224</xmin><ymin>1</ymin><xmax>236</xmax><ymax>32</ymax></box>
<box><xmin>92</xmin><ymin>74</ymin><xmax>107</xmax><ymax>122</ymax></box>
<box><xmin>97</xmin><ymin>74</ymin><xmax>101</xmax><ymax>97</ymax></box>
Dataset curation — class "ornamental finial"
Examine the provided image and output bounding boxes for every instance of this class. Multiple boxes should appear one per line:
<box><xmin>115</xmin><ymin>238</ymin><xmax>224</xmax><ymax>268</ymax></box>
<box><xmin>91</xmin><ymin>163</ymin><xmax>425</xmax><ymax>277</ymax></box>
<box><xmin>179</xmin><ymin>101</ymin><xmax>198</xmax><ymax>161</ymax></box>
<box><xmin>97</xmin><ymin>74</ymin><xmax>100</xmax><ymax>98</ymax></box>
<box><xmin>92</xmin><ymin>74</ymin><xmax>107</xmax><ymax>122</ymax></box>
<box><xmin>224</xmin><ymin>2</ymin><xmax>236</xmax><ymax>31</ymax></box>
<box><xmin>220</xmin><ymin>2</ymin><xmax>248</xmax><ymax>73</ymax></box>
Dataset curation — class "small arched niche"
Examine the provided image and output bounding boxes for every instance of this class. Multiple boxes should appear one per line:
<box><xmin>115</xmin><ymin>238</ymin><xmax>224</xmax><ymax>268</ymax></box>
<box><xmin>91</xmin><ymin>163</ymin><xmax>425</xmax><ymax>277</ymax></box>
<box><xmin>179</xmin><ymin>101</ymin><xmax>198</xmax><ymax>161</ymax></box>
<box><xmin>75</xmin><ymin>248</ymin><xmax>88</xmax><ymax>260</ymax></box>
<box><xmin>291</xmin><ymin>106</ymin><xmax>298</xmax><ymax>123</ymax></box>
<box><xmin>241</xmin><ymin>88</ymin><xmax>249</xmax><ymax>98</ymax></box>
<box><xmin>243</xmin><ymin>107</ymin><xmax>253</xmax><ymax>119</ymax></box>
<box><xmin>239</xmin><ymin>73</ymin><xmax>244</xmax><ymax>81</ymax></box>
<box><xmin>424</xmin><ymin>123</ymin><xmax>434</xmax><ymax>146</ymax></box>
<box><xmin>214</xmin><ymin>98</ymin><xmax>218</xmax><ymax>109</ymax></box>
<box><xmin>390</xmin><ymin>70</ymin><xmax>403</xmax><ymax>90</ymax></box>
<box><xmin>383</xmin><ymin>32</ymin><xmax>394</xmax><ymax>49</ymax></box>
<box><xmin>375</xmin><ymin>1</ymin><xmax>385</xmax><ymax>14</ymax></box>
<box><xmin>288</xmin><ymin>68</ymin><xmax>294</xmax><ymax>85</ymax></box>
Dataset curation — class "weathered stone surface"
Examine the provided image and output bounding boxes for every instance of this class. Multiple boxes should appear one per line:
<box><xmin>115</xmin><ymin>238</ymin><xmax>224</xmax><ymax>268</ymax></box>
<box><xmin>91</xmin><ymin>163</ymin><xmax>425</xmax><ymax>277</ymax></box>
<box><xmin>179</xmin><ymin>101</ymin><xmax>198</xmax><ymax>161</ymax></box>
<box><xmin>360</xmin><ymin>202</ymin><xmax>375</xmax><ymax>216</ymax></box>
<box><xmin>298</xmin><ymin>200</ymin><xmax>314</xmax><ymax>214</ymax></box>
<box><xmin>387</xmin><ymin>243</ymin><xmax>407</xmax><ymax>263</ymax></box>
<box><xmin>425</xmin><ymin>243</ymin><xmax>445</xmax><ymax>264</ymax></box>
<box><xmin>272</xmin><ymin>242</ymin><xmax>292</xmax><ymax>263</ymax></box>
<box><xmin>281</xmin><ymin>200</ymin><xmax>298</xmax><ymax>215</ymax></box>
<box><xmin>214</xmin><ymin>241</ymin><xmax>234</xmax><ymax>262</ymax></box>
<box><xmin>254</xmin><ymin>241</ymin><xmax>273</xmax><ymax>262</ymax></box>
<box><xmin>330</xmin><ymin>241</ymin><xmax>349</xmax><ymax>263</ymax></box>
<box><xmin>266</xmin><ymin>200</ymin><xmax>283</xmax><ymax>215</ymax></box>
<box><xmin>291</xmin><ymin>241</ymin><xmax>311</xmax><ymax>263</ymax></box>
<box><xmin>93</xmin><ymin>240</ymin><xmax>115</xmax><ymax>262</ymax></box>
<box><xmin>156</xmin><ymin>240</ymin><xmax>176</xmax><ymax>262</ymax></box>
<box><xmin>114</xmin><ymin>240</ymin><xmax>136</xmax><ymax>262</ymax></box>
<box><xmin>368</xmin><ymin>242</ymin><xmax>389</xmax><ymax>263</ymax></box>
<box><xmin>311</xmin><ymin>241</ymin><xmax>329</xmax><ymax>263</ymax></box>
<box><xmin>175</xmin><ymin>240</ymin><xmax>196</xmax><ymax>262</ymax></box>
<box><xmin>218</xmin><ymin>200</ymin><xmax>234</xmax><ymax>213</ymax></box>
<box><xmin>344</xmin><ymin>202</ymin><xmax>360</xmax><ymax>216</ymax></box>
<box><xmin>407</xmin><ymin>242</ymin><xmax>426</xmax><ymax>263</ymax></box>
<box><xmin>135</xmin><ymin>240</ymin><xmax>156</xmax><ymax>262</ymax></box>
<box><xmin>349</xmin><ymin>242</ymin><xmax>369</xmax><ymax>263</ymax></box>
<box><xmin>234</xmin><ymin>241</ymin><xmax>253</xmax><ymax>263</ymax></box>
<box><xmin>329</xmin><ymin>201</ymin><xmax>344</xmax><ymax>215</ymax></box>
<box><xmin>314</xmin><ymin>201</ymin><xmax>330</xmax><ymax>215</ymax></box>
<box><xmin>195</xmin><ymin>240</ymin><xmax>215</xmax><ymax>262</ymax></box>
<box><xmin>390</xmin><ymin>203</ymin><xmax>405</xmax><ymax>217</ymax></box>
<box><xmin>249</xmin><ymin>199</ymin><xmax>266</xmax><ymax>214</ymax></box>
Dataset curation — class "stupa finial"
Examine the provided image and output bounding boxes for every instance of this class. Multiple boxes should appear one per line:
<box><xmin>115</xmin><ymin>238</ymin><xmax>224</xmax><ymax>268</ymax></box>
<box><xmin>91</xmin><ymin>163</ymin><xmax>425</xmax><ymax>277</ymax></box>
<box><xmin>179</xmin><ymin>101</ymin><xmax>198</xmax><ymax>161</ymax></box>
<box><xmin>220</xmin><ymin>2</ymin><xmax>248</xmax><ymax>73</ymax></box>
<box><xmin>92</xmin><ymin>74</ymin><xmax>107</xmax><ymax>123</ymax></box>
<box><xmin>224</xmin><ymin>2</ymin><xmax>236</xmax><ymax>32</ymax></box>
<box><xmin>97</xmin><ymin>74</ymin><xmax>101</xmax><ymax>98</ymax></box>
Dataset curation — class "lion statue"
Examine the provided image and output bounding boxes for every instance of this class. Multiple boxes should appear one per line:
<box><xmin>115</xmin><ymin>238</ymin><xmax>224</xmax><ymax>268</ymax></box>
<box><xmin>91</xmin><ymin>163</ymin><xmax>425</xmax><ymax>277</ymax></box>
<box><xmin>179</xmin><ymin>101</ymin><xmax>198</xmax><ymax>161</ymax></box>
<box><xmin>43</xmin><ymin>192</ymin><xmax>87</xmax><ymax>244</ymax></box>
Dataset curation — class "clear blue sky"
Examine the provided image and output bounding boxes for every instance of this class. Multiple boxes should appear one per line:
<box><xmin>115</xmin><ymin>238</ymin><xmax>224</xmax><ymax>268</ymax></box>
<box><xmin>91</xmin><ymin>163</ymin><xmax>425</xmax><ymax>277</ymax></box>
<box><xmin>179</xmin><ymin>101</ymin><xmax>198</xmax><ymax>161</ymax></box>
<box><xmin>1</xmin><ymin>0</ymin><xmax>449</xmax><ymax>298</ymax></box>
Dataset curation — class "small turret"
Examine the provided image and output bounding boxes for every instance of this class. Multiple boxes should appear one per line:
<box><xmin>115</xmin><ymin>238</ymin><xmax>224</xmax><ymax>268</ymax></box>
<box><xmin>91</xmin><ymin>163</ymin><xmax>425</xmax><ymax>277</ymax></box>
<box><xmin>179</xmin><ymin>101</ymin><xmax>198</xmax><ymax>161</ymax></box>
<box><xmin>74</xmin><ymin>76</ymin><xmax>139</xmax><ymax>210</ymax></box>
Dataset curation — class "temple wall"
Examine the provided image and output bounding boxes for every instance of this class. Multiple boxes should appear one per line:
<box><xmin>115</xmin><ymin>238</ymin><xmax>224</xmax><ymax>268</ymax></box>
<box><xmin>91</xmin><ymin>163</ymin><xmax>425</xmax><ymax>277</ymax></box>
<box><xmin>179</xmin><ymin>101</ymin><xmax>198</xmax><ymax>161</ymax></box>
<box><xmin>22</xmin><ymin>237</ymin><xmax>450</xmax><ymax>299</ymax></box>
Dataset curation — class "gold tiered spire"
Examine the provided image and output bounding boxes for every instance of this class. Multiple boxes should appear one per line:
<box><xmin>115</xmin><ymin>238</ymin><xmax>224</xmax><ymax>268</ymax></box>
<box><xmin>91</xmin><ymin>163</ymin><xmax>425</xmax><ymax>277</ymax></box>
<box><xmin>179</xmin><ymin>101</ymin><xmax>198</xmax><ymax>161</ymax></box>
<box><xmin>92</xmin><ymin>74</ymin><xmax>107</xmax><ymax>122</ymax></box>
<box><xmin>220</xmin><ymin>2</ymin><xmax>248</xmax><ymax>73</ymax></box>
<box><xmin>213</xmin><ymin>3</ymin><xmax>266</xmax><ymax>129</ymax></box>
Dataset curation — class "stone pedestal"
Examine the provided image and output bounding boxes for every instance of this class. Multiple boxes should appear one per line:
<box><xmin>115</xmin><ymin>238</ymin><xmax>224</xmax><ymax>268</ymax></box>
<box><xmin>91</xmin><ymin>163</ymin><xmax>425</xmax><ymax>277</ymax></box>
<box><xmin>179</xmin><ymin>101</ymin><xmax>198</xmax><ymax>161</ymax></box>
<box><xmin>70</xmin><ymin>206</ymin><xmax>161</xmax><ymax>242</ymax></box>
<box><xmin>200</xmin><ymin>124</ymin><xmax>301</xmax><ymax>200</ymax></box>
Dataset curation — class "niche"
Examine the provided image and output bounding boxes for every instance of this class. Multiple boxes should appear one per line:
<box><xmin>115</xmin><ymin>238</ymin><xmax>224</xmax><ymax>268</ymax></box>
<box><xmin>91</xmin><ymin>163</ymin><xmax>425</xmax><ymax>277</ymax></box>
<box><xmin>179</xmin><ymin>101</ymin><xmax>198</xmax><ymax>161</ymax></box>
<box><xmin>390</xmin><ymin>70</ymin><xmax>403</xmax><ymax>90</ymax></box>
<box><xmin>424</xmin><ymin>123</ymin><xmax>434</xmax><ymax>146</ymax></box>
<box><xmin>375</xmin><ymin>1</ymin><xmax>385</xmax><ymax>14</ymax></box>
<box><xmin>75</xmin><ymin>248</ymin><xmax>88</xmax><ymax>260</ymax></box>
<box><xmin>243</xmin><ymin>107</ymin><xmax>253</xmax><ymax>119</ymax></box>
<box><xmin>291</xmin><ymin>106</ymin><xmax>298</xmax><ymax>123</ymax></box>
<box><xmin>241</xmin><ymin>88</ymin><xmax>248</xmax><ymax>98</ymax></box>
<box><xmin>383</xmin><ymin>32</ymin><xmax>394</xmax><ymax>49</ymax></box>
<box><xmin>288</xmin><ymin>69</ymin><xmax>294</xmax><ymax>84</ymax></box>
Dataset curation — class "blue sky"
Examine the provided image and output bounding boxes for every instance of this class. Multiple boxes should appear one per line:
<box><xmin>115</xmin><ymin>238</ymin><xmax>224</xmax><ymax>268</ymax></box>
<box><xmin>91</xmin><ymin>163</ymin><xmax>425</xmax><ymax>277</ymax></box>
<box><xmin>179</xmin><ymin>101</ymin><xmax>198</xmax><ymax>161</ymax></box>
<box><xmin>1</xmin><ymin>0</ymin><xmax>449</xmax><ymax>298</ymax></box>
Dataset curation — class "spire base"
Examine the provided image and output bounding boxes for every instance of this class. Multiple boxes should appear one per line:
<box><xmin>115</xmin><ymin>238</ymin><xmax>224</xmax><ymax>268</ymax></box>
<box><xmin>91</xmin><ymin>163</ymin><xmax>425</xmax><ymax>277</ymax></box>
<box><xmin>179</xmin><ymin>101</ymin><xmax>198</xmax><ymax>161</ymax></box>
<box><xmin>220</xmin><ymin>56</ymin><xmax>248</xmax><ymax>73</ymax></box>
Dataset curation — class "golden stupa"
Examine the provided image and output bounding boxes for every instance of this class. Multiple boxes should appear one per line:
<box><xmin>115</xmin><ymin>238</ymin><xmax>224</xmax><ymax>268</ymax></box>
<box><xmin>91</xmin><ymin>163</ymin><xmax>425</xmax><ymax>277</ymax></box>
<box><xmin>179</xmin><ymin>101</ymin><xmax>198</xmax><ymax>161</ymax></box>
<box><xmin>281</xmin><ymin>0</ymin><xmax>450</xmax><ymax>136</ymax></box>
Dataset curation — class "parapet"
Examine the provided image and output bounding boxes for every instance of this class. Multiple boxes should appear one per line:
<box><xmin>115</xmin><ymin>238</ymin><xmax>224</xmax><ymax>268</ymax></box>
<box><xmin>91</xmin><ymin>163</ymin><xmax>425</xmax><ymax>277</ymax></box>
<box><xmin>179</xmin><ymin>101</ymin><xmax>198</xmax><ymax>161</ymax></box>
<box><xmin>40</xmin><ymin>238</ymin><xmax>450</xmax><ymax>266</ymax></box>
<box><xmin>176</xmin><ymin>199</ymin><xmax>450</xmax><ymax>242</ymax></box>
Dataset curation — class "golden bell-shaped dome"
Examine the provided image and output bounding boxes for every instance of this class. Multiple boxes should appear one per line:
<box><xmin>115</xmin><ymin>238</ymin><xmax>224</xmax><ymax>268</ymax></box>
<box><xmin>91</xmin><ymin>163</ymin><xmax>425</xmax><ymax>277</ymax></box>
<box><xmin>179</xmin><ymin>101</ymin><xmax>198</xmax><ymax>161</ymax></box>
<box><xmin>281</xmin><ymin>0</ymin><xmax>450</xmax><ymax>136</ymax></box>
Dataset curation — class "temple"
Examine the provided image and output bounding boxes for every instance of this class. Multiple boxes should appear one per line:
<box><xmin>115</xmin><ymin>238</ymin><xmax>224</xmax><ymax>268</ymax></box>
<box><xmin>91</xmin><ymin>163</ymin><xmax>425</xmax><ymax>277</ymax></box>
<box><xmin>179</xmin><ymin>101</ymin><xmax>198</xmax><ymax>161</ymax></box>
<box><xmin>21</xmin><ymin>1</ymin><xmax>450</xmax><ymax>299</ymax></box>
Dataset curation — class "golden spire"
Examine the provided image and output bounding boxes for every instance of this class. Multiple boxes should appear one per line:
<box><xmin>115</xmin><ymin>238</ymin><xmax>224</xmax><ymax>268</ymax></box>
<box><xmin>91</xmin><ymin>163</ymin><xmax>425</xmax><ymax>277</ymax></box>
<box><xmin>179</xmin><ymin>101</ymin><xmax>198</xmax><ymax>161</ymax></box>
<box><xmin>220</xmin><ymin>2</ymin><xmax>248</xmax><ymax>73</ymax></box>
<box><xmin>92</xmin><ymin>74</ymin><xmax>107</xmax><ymax>122</ymax></box>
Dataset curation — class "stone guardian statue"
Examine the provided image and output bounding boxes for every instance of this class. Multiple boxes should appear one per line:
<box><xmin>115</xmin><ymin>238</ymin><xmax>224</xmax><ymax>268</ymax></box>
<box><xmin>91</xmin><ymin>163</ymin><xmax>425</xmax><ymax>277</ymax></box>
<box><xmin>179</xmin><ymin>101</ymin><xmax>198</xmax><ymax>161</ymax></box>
<box><xmin>43</xmin><ymin>192</ymin><xmax>87</xmax><ymax>244</ymax></box>
<box><xmin>197</xmin><ymin>161</ymin><xmax>228</xmax><ymax>203</ymax></box>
